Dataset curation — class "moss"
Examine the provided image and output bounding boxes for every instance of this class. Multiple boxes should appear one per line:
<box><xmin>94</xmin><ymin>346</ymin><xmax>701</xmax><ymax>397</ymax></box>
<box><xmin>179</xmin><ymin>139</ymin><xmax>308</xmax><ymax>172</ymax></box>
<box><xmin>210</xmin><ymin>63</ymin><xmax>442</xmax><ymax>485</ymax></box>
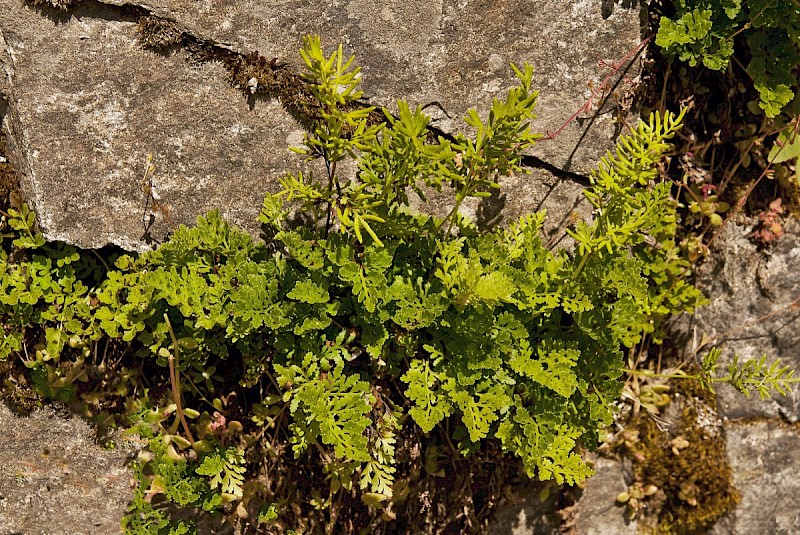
<box><xmin>136</xmin><ymin>16</ymin><xmax>185</xmax><ymax>49</ymax></box>
<box><xmin>226</xmin><ymin>51</ymin><xmax>322</xmax><ymax>127</ymax></box>
<box><xmin>27</xmin><ymin>0</ymin><xmax>80</xmax><ymax>10</ymax></box>
<box><xmin>628</xmin><ymin>374</ymin><xmax>740</xmax><ymax>534</ymax></box>
<box><xmin>0</xmin><ymin>128</ymin><xmax>19</xmax><ymax>214</ymax></box>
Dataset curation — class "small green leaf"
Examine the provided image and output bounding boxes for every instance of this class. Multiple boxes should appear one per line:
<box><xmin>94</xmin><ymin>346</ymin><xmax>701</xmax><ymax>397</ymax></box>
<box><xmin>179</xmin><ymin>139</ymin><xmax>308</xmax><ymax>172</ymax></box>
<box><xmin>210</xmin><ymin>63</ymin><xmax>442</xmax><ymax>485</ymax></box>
<box><xmin>768</xmin><ymin>128</ymin><xmax>800</xmax><ymax>163</ymax></box>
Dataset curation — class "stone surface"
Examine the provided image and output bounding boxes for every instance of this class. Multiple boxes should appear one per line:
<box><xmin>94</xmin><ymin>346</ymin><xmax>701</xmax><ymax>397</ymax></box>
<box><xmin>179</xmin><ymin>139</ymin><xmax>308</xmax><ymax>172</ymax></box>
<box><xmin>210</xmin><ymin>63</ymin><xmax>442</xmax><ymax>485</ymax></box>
<box><xmin>0</xmin><ymin>0</ymin><xmax>642</xmax><ymax>250</ymax></box>
<box><xmin>693</xmin><ymin>217</ymin><xmax>800</xmax><ymax>422</ymax></box>
<box><xmin>0</xmin><ymin>403</ymin><xmax>134</xmax><ymax>535</ymax></box>
<box><xmin>1</xmin><ymin>0</ymin><xmax>306</xmax><ymax>251</ymax></box>
<box><xmin>711</xmin><ymin>420</ymin><xmax>800</xmax><ymax>535</ymax></box>
<box><xmin>487</xmin><ymin>480</ymin><xmax>561</xmax><ymax>535</ymax></box>
<box><xmin>101</xmin><ymin>0</ymin><xmax>640</xmax><ymax>161</ymax></box>
<box><xmin>573</xmin><ymin>457</ymin><xmax>636</xmax><ymax>535</ymax></box>
<box><xmin>489</xmin><ymin>456</ymin><xmax>637</xmax><ymax>535</ymax></box>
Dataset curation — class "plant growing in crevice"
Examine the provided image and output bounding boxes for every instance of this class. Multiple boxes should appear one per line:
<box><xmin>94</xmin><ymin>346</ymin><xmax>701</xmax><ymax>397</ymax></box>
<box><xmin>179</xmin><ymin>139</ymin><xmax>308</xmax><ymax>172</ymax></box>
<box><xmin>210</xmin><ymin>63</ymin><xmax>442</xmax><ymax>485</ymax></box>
<box><xmin>655</xmin><ymin>0</ymin><xmax>800</xmax><ymax>118</ymax></box>
<box><xmin>3</xmin><ymin>33</ymin><xmax>787</xmax><ymax>534</ymax></box>
<box><xmin>625</xmin><ymin>347</ymin><xmax>800</xmax><ymax>400</ymax></box>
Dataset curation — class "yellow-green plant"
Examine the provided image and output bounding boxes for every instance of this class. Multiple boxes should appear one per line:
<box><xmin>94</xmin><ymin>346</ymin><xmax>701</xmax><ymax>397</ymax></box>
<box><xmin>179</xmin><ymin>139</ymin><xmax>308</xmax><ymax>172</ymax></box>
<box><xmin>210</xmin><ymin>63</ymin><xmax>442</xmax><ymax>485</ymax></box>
<box><xmin>4</xmin><ymin>35</ymin><xmax>789</xmax><ymax>532</ymax></box>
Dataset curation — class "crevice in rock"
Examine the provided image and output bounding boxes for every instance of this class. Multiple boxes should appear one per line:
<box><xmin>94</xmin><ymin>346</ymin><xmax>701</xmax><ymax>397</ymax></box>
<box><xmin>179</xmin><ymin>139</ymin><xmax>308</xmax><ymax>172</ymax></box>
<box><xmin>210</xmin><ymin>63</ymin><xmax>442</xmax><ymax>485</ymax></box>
<box><xmin>24</xmin><ymin>0</ymin><xmax>145</xmax><ymax>25</ymax></box>
<box><xmin>522</xmin><ymin>155</ymin><xmax>592</xmax><ymax>188</ymax></box>
<box><xmin>0</xmin><ymin>99</ymin><xmax>22</xmax><ymax>213</ymax></box>
<box><xmin>561</xmin><ymin>38</ymin><xmax>645</xmax><ymax>174</ymax></box>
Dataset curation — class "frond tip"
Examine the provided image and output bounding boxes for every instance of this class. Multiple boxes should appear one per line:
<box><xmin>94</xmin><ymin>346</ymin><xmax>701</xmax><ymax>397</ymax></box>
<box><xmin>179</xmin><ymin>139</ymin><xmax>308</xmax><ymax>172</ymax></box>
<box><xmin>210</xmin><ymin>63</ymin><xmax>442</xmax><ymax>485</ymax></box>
<box><xmin>700</xmin><ymin>348</ymin><xmax>800</xmax><ymax>400</ymax></box>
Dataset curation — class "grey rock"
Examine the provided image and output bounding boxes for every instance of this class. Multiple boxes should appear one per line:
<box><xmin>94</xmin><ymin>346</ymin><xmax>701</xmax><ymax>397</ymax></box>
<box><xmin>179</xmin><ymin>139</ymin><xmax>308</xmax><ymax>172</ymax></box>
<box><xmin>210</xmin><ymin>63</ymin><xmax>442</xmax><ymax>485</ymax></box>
<box><xmin>488</xmin><ymin>457</ymin><xmax>636</xmax><ymax>535</ymax></box>
<box><xmin>1</xmin><ymin>0</ymin><xmax>642</xmax><ymax>250</ymax></box>
<box><xmin>573</xmin><ymin>457</ymin><xmax>636</xmax><ymax>535</ymax></box>
<box><xmin>100</xmin><ymin>0</ymin><xmax>641</xmax><ymax>160</ymax></box>
<box><xmin>710</xmin><ymin>420</ymin><xmax>800</xmax><ymax>535</ymax></box>
<box><xmin>0</xmin><ymin>403</ymin><xmax>135</xmax><ymax>535</ymax></box>
<box><xmin>1</xmin><ymin>0</ymin><xmax>306</xmax><ymax>250</ymax></box>
<box><xmin>693</xmin><ymin>217</ymin><xmax>800</xmax><ymax>421</ymax></box>
<box><xmin>487</xmin><ymin>480</ymin><xmax>561</xmax><ymax>535</ymax></box>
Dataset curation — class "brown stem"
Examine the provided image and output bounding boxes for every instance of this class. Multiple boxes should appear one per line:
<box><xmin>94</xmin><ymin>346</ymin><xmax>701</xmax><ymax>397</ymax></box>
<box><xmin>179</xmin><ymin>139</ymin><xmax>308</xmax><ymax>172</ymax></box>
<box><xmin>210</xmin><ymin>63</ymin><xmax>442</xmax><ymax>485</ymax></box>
<box><xmin>163</xmin><ymin>313</ymin><xmax>196</xmax><ymax>445</ymax></box>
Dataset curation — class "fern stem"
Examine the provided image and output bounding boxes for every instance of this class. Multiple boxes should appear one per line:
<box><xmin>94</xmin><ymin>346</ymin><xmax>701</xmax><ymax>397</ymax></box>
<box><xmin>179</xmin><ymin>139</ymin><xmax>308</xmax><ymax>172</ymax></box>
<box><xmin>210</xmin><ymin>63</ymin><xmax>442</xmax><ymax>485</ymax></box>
<box><xmin>313</xmin><ymin>438</ymin><xmax>333</xmax><ymax>464</ymax></box>
<box><xmin>163</xmin><ymin>313</ymin><xmax>196</xmax><ymax>445</ymax></box>
<box><xmin>622</xmin><ymin>368</ymin><xmax>694</xmax><ymax>381</ymax></box>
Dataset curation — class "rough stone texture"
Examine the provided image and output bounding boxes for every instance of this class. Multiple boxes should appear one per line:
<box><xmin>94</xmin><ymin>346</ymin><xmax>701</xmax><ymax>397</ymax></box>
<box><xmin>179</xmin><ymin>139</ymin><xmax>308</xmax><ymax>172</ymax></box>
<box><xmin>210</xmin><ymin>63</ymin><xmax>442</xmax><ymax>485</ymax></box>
<box><xmin>710</xmin><ymin>420</ymin><xmax>800</xmax><ymax>535</ymax></box>
<box><xmin>0</xmin><ymin>0</ymin><xmax>306</xmax><ymax>251</ymax></box>
<box><xmin>0</xmin><ymin>0</ymin><xmax>642</xmax><ymax>250</ymax></box>
<box><xmin>488</xmin><ymin>456</ymin><xmax>637</xmax><ymax>535</ymax></box>
<box><xmin>486</xmin><ymin>480</ymin><xmax>561</xmax><ymax>535</ymax></box>
<box><xmin>573</xmin><ymin>457</ymin><xmax>636</xmax><ymax>535</ymax></box>
<box><xmin>693</xmin><ymin>217</ymin><xmax>800</xmax><ymax>422</ymax></box>
<box><xmin>0</xmin><ymin>403</ymin><xmax>135</xmax><ymax>535</ymax></box>
<box><xmin>101</xmin><ymin>0</ymin><xmax>640</xmax><ymax>159</ymax></box>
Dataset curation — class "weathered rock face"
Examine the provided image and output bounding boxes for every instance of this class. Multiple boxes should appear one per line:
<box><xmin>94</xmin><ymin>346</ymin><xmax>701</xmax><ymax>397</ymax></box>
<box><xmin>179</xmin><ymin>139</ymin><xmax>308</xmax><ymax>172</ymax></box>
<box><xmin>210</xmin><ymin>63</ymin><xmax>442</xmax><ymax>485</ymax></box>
<box><xmin>573</xmin><ymin>457</ymin><xmax>637</xmax><ymax>535</ymax></box>
<box><xmin>0</xmin><ymin>403</ymin><xmax>135</xmax><ymax>535</ymax></box>
<box><xmin>710</xmin><ymin>420</ymin><xmax>800</xmax><ymax>535</ymax></box>
<box><xmin>0</xmin><ymin>0</ymin><xmax>643</xmax><ymax>250</ymax></box>
<box><xmin>694</xmin><ymin>217</ymin><xmax>800</xmax><ymax>422</ymax></box>
<box><xmin>1</xmin><ymin>1</ymin><xmax>305</xmax><ymax>251</ymax></box>
<box><xmin>488</xmin><ymin>455</ymin><xmax>637</xmax><ymax>535</ymax></box>
<box><xmin>486</xmin><ymin>479</ymin><xmax>562</xmax><ymax>535</ymax></box>
<box><xmin>102</xmin><ymin>0</ymin><xmax>640</xmax><ymax>148</ymax></box>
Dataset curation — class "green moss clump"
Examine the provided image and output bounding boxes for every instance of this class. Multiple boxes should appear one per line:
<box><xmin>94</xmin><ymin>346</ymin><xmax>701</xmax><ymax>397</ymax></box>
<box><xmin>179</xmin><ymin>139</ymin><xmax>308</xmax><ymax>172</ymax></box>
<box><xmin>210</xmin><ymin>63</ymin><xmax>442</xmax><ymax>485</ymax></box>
<box><xmin>28</xmin><ymin>0</ymin><xmax>79</xmax><ymax>10</ymax></box>
<box><xmin>136</xmin><ymin>16</ymin><xmax>185</xmax><ymax>49</ymax></box>
<box><xmin>630</xmin><ymin>375</ymin><xmax>739</xmax><ymax>534</ymax></box>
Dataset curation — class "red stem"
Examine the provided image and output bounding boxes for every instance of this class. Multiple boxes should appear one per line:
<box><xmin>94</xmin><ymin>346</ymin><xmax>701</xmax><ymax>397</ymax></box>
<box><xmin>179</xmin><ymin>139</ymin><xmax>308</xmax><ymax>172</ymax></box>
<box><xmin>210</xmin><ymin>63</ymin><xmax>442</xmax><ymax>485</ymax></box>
<box><xmin>540</xmin><ymin>35</ymin><xmax>654</xmax><ymax>142</ymax></box>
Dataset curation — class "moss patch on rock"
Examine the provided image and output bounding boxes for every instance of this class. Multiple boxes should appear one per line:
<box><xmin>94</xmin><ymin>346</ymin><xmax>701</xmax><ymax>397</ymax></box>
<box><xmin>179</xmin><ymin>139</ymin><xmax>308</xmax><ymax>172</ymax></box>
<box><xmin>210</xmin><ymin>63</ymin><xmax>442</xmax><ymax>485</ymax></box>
<box><xmin>626</xmin><ymin>374</ymin><xmax>740</xmax><ymax>533</ymax></box>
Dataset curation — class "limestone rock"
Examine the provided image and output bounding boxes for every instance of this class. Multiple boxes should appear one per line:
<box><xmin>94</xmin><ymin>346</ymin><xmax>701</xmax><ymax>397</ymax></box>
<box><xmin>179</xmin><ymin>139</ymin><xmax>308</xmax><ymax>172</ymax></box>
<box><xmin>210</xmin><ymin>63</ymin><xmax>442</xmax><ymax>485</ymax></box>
<box><xmin>100</xmin><ymin>0</ymin><xmax>642</xmax><ymax>166</ymax></box>
<box><xmin>572</xmin><ymin>457</ymin><xmax>637</xmax><ymax>535</ymax></box>
<box><xmin>487</xmin><ymin>480</ymin><xmax>561</xmax><ymax>535</ymax></box>
<box><xmin>488</xmin><ymin>456</ymin><xmax>636</xmax><ymax>535</ymax></box>
<box><xmin>711</xmin><ymin>420</ymin><xmax>800</xmax><ymax>534</ymax></box>
<box><xmin>1</xmin><ymin>0</ymin><xmax>309</xmax><ymax>250</ymax></box>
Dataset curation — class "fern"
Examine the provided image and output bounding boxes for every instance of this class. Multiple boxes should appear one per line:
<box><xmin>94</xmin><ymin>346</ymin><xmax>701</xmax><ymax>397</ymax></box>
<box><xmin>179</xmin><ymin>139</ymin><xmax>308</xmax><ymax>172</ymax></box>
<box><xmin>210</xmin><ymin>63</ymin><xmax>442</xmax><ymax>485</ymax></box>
<box><xmin>195</xmin><ymin>447</ymin><xmax>247</xmax><ymax>499</ymax></box>
<box><xmin>360</xmin><ymin>407</ymin><xmax>399</xmax><ymax>498</ymax></box>
<box><xmin>699</xmin><ymin>348</ymin><xmax>800</xmax><ymax>399</ymax></box>
<box><xmin>276</xmin><ymin>354</ymin><xmax>372</xmax><ymax>462</ymax></box>
<box><xmin>5</xmin><ymin>34</ymin><xmax>789</xmax><ymax>529</ymax></box>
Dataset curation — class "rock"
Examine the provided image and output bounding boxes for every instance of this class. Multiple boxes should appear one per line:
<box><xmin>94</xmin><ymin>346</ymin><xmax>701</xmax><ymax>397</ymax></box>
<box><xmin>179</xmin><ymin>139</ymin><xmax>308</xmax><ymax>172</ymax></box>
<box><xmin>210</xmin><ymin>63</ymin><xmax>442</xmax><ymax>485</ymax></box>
<box><xmin>488</xmin><ymin>456</ymin><xmax>636</xmax><ymax>535</ymax></box>
<box><xmin>693</xmin><ymin>217</ymin><xmax>800</xmax><ymax>421</ymax></box>
<box><xmin>101</xmin><ymin>0</ymin><xmax>642</xmax><ymax>165</ymax></box>
<box><xmin>1</xmin><ymin>0</ymin><xmax>303</xmax><ymax>251</ymax></box>
<box><xmin>487</xmin><ymin>480</ymin><xmax>561</xmax><ymax>535</ymax></box>
<box><xmin>0</xmin><ymin>403</ymin><xmax>134</xmax><ymax>535</ymax></box>
<box><xmin>710</xmin><ymin>420</ymin><xmax>800</xmax><ymax>535</ymax></box>
<box><xmin>573</xmin><ymin>457</ymin><xmax>637</xmax><ymax>535</ymax></box>
<box><xmin>0</xmin><ymin>0</ymin><xmax>643</xmax><ymax>250</ymax></box>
